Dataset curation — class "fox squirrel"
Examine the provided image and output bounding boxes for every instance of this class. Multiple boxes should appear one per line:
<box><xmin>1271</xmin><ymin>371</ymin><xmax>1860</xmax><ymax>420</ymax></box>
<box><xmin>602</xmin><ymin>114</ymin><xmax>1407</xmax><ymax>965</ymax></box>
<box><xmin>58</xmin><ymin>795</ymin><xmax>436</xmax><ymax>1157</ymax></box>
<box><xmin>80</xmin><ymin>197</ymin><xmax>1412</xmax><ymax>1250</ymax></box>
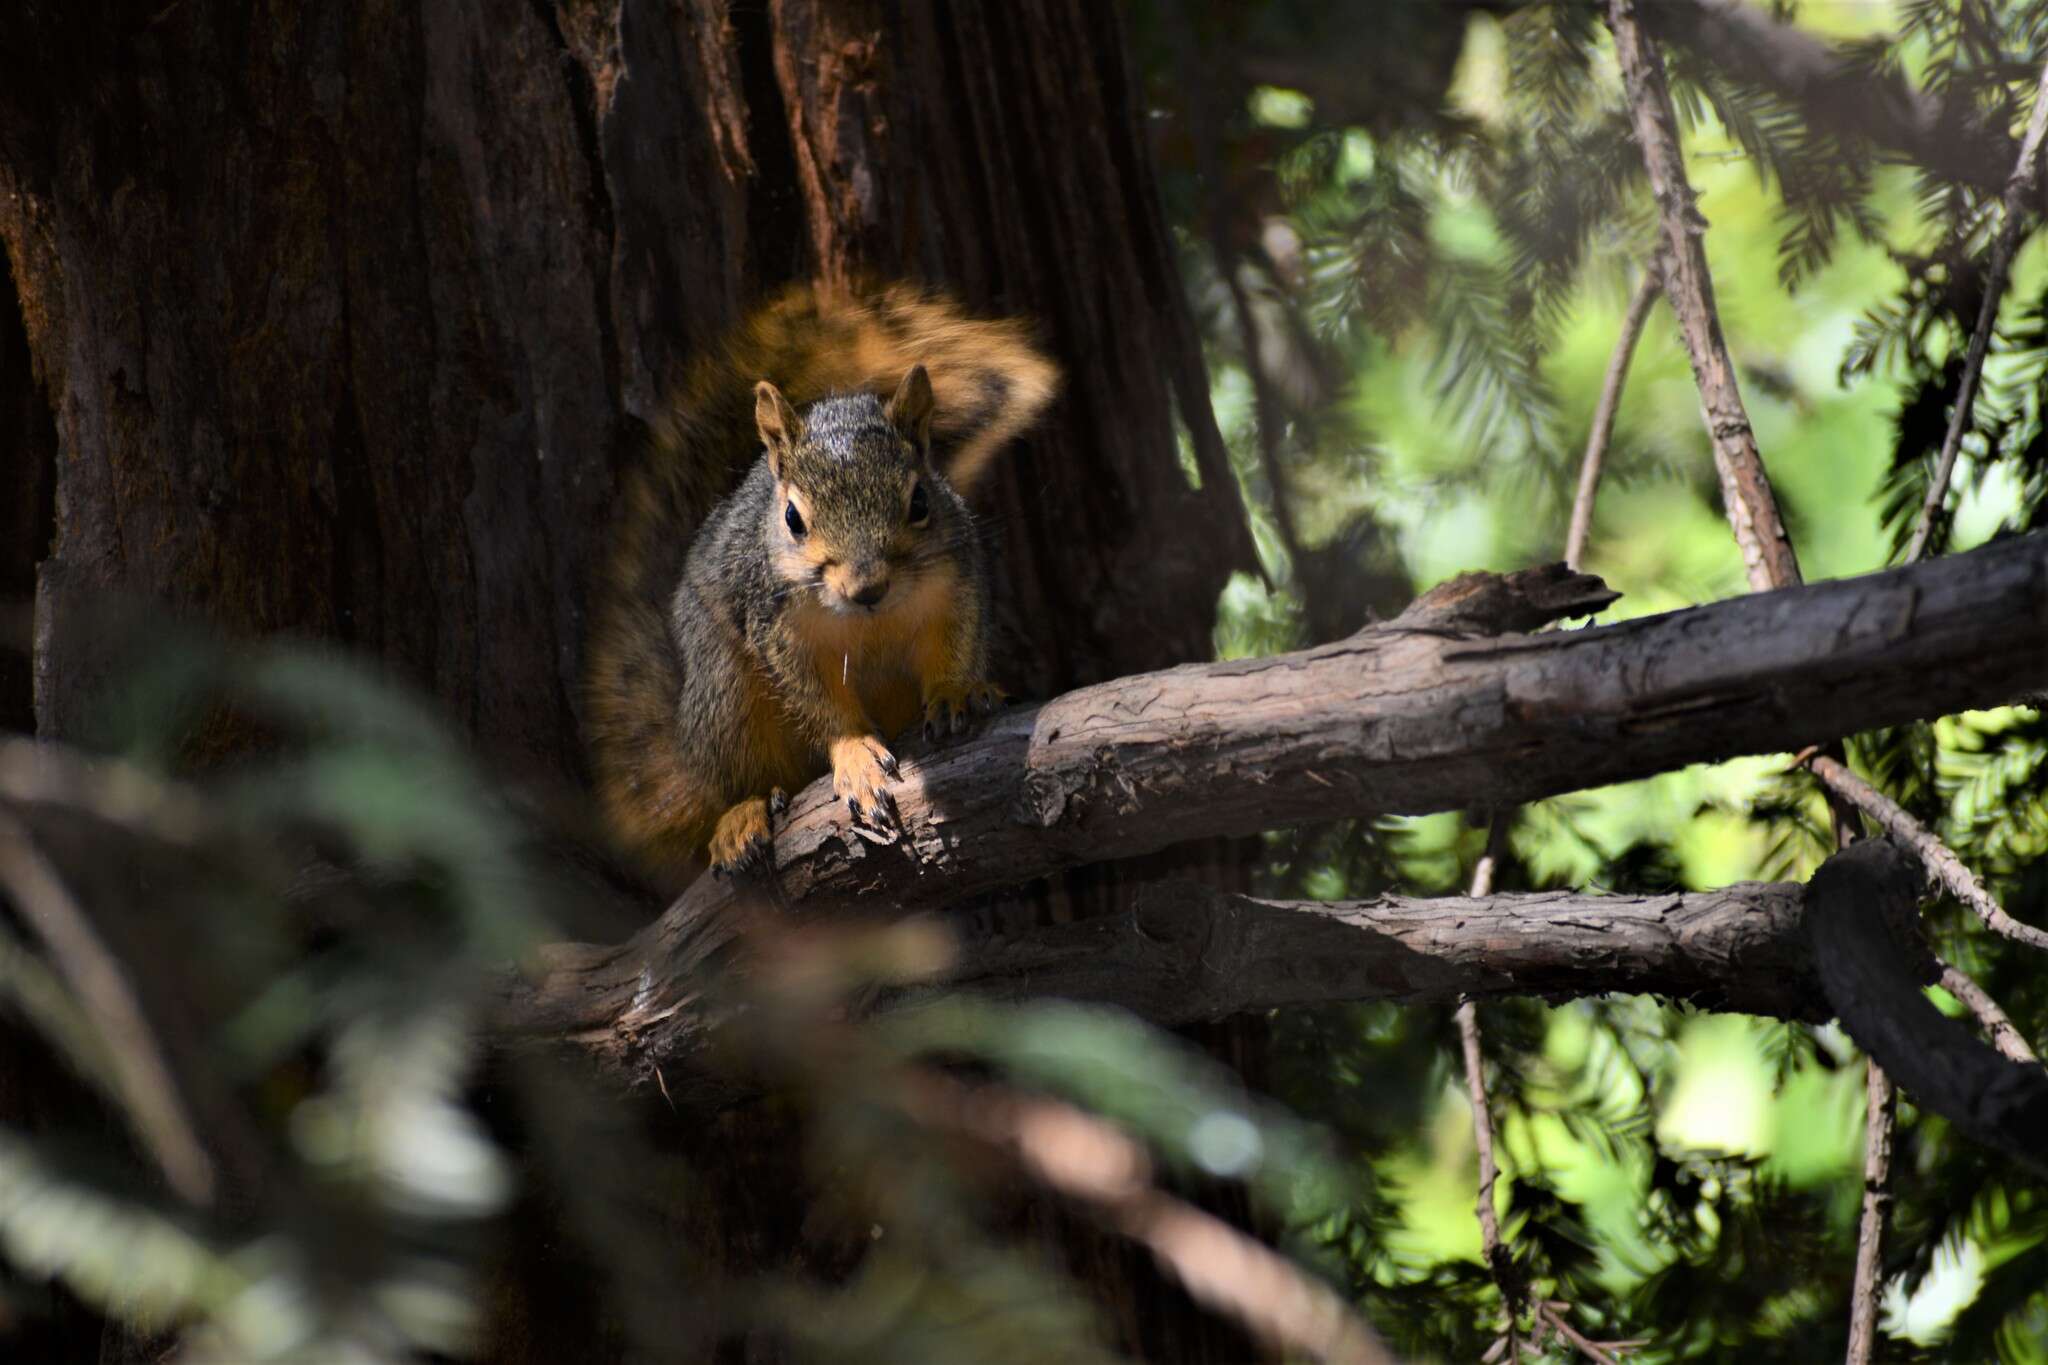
<box><xmin>585</xmin><ymin>283</ymin><xmax>1060</xmax><ymax>882</ymax></box>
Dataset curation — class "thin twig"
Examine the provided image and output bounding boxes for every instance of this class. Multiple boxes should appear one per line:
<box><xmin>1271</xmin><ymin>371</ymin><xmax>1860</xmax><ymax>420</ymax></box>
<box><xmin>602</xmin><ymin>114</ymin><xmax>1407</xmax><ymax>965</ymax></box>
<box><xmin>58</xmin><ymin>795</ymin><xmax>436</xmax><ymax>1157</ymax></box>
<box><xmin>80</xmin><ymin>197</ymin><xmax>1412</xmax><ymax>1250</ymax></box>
<box><xmin>1535</xmin><ymin>1302</ymin><xmax>1639</xmax><ymax>1365</ymax></box>
<box><xmin>1606</xmin><ymin>0</ymin><xmax>1801</xmax><ymax>592</ymax></box>
<box><xmin>0</xmin><ymin>810</ymin><xmax>215</xmax><ymax>1205</ymax></box>
<box><xmin>1457</xmin><ymin>839</ymin><xmax>1640</xmax><ymax>1365</ymax></box>
<box><xmin>1801</xmin><ymin>753</ymin><xmax>2048</xmax><ymax>955</ymax></box>
<box><xmin>1565</xmin><ymin>262</ymin><xmax>1663</xmax><ymax>573</ymax></box>
<box><xmin>904</xmin><ymin>1072</ymin><xmax>1397</xmax><ymax>1365</ymax></box>
<box><xmin>1457</xmin><ymin>992</ymin><xmax>1508</xmax><ymax>1277</ymax></box>
<box><xmin>1846</xmin><ymin>1061</ymin><xmax>1895</xmax><ymax>1365</ymax></box>
<box><xmin>1456</xmin><ymin>824</ymin><xmax>1526</xmax><ymax>1359</ymax></box>
<box><xmin>1905</xmin><ymin>58</ymin><xmax>2048</xmax><ymax>564</ymax></box>
<box><xmin>1604</xmin><ymin>12</ymin><xmax>1911</xmax><ymax>1355</ymax></box>
<box><xmin>1937</xmin><ymin>963</ymin><xmax>2038</xmax><ymax>1065</ymax></box>
<box><xmin>1465</xmin><ymin>254</ymin><xmax>1665</xmax><ymax>1357</ymax></box>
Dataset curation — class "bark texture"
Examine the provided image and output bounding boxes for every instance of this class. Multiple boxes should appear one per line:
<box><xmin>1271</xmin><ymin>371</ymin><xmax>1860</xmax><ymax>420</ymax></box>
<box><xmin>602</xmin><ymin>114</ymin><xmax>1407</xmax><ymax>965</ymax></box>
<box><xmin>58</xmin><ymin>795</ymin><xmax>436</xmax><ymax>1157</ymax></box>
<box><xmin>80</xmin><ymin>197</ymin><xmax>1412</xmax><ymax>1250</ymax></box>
<box><xmin>1609</xmin><ymin>0</ymin><xmax>1801</xmax><ymax>593</ymax></box>
<box><xmin>0</xmin><ymin>1</ymin><xmax>1249</xmax><ymax>768</ymax></box>
<box><xmin>501</xmin><ymin>536</ymin><xmax>2048</xmax><ymax>1077</ymax></box>
<box><xmin>0</xmin><ymin>2</ymin><xmax>1256</xmax><ymax>1360</ymax></box>
<box><xmin>931</xmin><ymin>879</ymin><xmax>1819</xmax><ymax>1025</ymax></box>
<box><xmin>500</xmin><ymin>841</ymin><xmax>2048</xmax><ymax>1189</ymax></box>
<box><xmin>1805</xmin><ymin>840</ymin><xmax>2048</xmax><ymax>1177</ymax></box>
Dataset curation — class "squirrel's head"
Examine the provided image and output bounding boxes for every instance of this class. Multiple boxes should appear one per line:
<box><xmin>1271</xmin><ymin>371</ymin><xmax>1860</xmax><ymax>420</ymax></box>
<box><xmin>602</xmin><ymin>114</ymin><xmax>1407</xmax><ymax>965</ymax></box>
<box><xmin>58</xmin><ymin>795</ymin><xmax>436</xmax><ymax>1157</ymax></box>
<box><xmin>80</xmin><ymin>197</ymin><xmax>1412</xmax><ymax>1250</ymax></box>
<box><xmin>756</xmin><ymin>366</ymin><xmax>960</xmax><ymax>615</ymax></box>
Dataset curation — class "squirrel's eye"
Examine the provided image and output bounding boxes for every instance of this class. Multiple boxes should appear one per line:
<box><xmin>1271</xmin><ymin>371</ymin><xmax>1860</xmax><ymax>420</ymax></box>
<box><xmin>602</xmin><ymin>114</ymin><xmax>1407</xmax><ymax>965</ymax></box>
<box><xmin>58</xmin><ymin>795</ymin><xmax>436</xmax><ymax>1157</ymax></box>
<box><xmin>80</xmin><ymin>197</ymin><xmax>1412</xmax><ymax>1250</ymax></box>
<box><xmin>784</xmin><ymin>500</ymin><xmax>807</xmax><ymax>538</ymax></box>
<box><xmin>907</xmin><ymin>481</ymin><xmax>930</xmax><ymax>526</ymax></box>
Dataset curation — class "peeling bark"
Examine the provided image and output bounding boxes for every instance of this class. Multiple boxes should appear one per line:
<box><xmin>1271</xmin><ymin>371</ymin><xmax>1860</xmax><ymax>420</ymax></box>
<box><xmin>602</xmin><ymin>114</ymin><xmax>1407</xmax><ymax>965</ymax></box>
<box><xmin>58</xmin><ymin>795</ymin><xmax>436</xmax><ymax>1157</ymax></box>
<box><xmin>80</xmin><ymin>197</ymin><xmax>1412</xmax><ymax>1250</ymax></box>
<box><xmin>927</xmin><ymin>879</ymin><xmax>1819</xmax><ymax>1025</ymax></box>
<box><xmin>0</xmin><ymin>1</ymin><xmax>1251</xmax><ymax>768</ymax></box>
<box><xmin>770</xmin><ymin>0</ymin><xmax>898</xmax><ymax>291</ymax></box>
<box><xmin>0</xmin><ymin>3</ymin><xmax>1260</xmax><ymax>1358</ymax></box>
<box><xmin>498</xmin><ymin>536</ymin><xmax>2048</xmax><ymax>1079</ymax></box>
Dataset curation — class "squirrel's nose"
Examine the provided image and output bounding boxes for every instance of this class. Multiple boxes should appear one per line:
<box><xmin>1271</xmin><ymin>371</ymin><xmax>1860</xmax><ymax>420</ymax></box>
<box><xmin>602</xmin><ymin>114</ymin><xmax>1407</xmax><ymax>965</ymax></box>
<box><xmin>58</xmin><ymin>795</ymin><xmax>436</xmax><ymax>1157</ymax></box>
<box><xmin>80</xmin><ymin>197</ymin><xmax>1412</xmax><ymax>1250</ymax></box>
<box><xmin>849</xmin><ymin>578</ymin><xmax>889</xmax><ymax>607</ymax></box>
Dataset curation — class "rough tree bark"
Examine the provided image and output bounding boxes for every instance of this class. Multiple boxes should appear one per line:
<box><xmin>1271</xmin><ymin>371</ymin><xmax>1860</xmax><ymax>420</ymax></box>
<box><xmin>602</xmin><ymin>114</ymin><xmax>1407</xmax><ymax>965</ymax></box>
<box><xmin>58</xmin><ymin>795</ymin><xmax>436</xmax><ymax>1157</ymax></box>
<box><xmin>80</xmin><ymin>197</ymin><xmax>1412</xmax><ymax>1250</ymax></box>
<box><xmin>500</xmin><ymin>535</ymin><xmax>2048</xmax><ymax>1080</ymax></box>
<box><xmin>932</xmin><ymin>879</ymin><xmax>1820</xmax><ymax>1024</ymax></box>
<box><xmin>10</xmin><ymin>4</ymin><xmax>2041</xmax><ymax>1359</ymax></box>
<box><xmin>0</xmin><ymin>2</ymin><xmax>1257</xmax><ymax>1360</ymax></box>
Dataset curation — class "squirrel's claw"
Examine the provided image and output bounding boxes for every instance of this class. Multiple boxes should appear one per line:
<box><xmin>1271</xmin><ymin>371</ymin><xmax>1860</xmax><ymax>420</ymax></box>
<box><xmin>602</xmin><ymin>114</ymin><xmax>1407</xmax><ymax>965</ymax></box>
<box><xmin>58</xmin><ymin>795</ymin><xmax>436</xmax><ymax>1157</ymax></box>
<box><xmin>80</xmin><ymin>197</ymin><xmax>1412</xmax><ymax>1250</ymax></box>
<box><xmin>846</xmin><ymin>788</ymin><xmax>899</xmax><ymax>834</ymax></box>
<box><xmin>708</xmin><ymin>796</ymin><xmax>778</xmax><ymax>879</ymax></box>
<box><xmin>923</xmin><ymin>681</ymin><xmax>1006</xmax><ymax>743</ymax></box>
<box><xmin>922</xmin><ymin>700</ymin><xmax>968</xmax><ymax>742</ymax></box>
<box><xmin>728</xmin><ymin>836</ymin><xmax>770</xmax><ymax>879</ymax></box>
<box><xmin>829</xmin><ymin>735</ymin><xmax>899</xmax><ymax>835</ymax></box>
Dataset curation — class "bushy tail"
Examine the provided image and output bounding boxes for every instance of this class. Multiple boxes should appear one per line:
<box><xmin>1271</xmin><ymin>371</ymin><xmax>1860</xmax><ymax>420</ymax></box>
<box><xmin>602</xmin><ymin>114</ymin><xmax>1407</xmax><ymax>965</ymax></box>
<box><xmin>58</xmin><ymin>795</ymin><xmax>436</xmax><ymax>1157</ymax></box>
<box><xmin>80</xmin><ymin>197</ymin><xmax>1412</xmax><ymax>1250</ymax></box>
<box><xmin>714</xmin><ymin>281</ymin><xmax>1061</xmax><ymax>495</ymax></box>
<box><xmin>583</xmin><ymin>401</ymin><xmax>734</xmax><ymax>882</ymax></box>
<box><xmin>584</xmin><ymin>283</ymin><xmax>1059</xmax><ymax>879</ymax></box>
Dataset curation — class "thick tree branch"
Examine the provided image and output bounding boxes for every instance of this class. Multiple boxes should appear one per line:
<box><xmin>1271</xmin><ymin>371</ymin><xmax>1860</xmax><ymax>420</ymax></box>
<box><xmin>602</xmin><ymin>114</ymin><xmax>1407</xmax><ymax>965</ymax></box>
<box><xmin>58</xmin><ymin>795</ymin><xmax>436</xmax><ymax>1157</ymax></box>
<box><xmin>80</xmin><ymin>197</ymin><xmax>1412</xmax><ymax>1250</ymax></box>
<box><xmin>932</xmin><ymin>879</ymin><xmax>1818</xmax><ymax>1026</ymax></box>
<box><xmin>935</xmin><ymin>880</ymin><xmax>2003</xmax><ymax>1068</ymax></box>
<box><xmin>1804</xmin><ymin>841</ymin><xmax>2048</xmax><ymax>1178</ymax></box>
<box><xmin>524</xmin><ymin>841</ymin><xmax>2048</xmax><ymax>1183</ymax></box>
<box><xmin>498</xmin><ymin>537</ymin><xmax>2048</xmax><ymax>1079</ymax></box>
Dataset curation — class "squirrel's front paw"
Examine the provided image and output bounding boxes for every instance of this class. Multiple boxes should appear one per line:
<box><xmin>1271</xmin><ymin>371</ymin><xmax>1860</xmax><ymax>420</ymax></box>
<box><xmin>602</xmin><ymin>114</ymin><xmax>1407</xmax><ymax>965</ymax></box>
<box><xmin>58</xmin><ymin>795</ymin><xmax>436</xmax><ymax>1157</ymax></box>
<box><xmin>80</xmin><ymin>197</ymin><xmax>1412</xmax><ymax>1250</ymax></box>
<box><xmin>829</xmin><ymin>735</ymin><xmax>899</xmax><ymax>831</ymax></box>
<box><xmin>923</xmin><ymin>680</ymin><xmax>1006</xmax><ymax>741</ymax></box>
<box><xmin>707</xmin><ymin>789</ymin><xmax>787</xmax><ymax>879</ymax></box>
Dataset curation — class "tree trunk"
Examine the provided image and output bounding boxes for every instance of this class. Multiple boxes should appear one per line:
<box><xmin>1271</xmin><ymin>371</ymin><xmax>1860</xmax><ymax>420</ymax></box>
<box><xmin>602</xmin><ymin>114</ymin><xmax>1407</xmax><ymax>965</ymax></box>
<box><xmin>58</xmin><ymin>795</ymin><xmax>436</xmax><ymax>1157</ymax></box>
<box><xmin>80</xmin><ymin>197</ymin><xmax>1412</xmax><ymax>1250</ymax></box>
<box><xmin>0</xmin><ymin>2</ymin><xmax>1258</xmax><ymax>1360</ymax></box>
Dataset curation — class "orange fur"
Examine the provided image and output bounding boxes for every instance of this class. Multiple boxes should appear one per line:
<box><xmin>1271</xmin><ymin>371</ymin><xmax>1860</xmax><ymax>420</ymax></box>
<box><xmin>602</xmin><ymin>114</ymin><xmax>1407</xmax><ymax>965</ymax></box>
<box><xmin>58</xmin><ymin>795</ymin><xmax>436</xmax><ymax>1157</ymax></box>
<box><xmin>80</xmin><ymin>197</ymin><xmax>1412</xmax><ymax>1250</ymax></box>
<box><xmin>708</xmin><ymin>797</ymin><xmax>775</xmax><ymax>870</ymax></box>
<box><xmin>705</xmin><ymin>282</ymin><xmax>1060</xmax><ymax>495</ymax></box>
<box><xmin>787</xmin><ymin>564</ymin><xmax>958</xmax><ymax>741</ymax></box>
<box><xmin>584</xmin><ymin>284</ymin><xmax>1056</xmax><ymax>882</ymax></box>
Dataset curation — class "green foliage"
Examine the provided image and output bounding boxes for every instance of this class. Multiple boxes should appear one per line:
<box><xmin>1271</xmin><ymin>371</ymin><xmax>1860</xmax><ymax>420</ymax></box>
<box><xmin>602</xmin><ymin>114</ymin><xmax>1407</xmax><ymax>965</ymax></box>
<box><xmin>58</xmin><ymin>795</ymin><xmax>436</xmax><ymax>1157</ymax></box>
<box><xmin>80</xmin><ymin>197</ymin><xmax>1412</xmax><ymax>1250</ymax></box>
<box><xmin>5</xmin><ymin>2</ymin><xmax>2048</xmax><ymax>1360</ymax></box>
<box><xmin>0</xmin><ymin>639</ymin><xmax>1377</xmax><ymax>1361</ymax></box>
<box><xmin>1155</xmin><ymin>0</ymin><xmax>2048</xmax><ymax>1358</ymax></box>
<box><xmin>0</xmin><ymin>643</ymin><xmax>543</xmax><ymax>1360</ymax></box>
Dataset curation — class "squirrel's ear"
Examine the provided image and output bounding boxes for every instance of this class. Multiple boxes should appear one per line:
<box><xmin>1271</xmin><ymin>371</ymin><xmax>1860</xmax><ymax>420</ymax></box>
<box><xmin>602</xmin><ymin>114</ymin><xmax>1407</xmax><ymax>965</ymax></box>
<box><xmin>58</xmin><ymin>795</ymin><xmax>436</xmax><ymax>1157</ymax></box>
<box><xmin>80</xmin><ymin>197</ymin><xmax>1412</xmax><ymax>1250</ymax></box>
<box><xmin>885</xmin><ymin>364</ymin><xmax>934</xmax><ymax>458</ymax></box>
<box><xmin>755</xmin><ymin>381</ymin><xmax>801</xmax><ymax>478</ymax></box>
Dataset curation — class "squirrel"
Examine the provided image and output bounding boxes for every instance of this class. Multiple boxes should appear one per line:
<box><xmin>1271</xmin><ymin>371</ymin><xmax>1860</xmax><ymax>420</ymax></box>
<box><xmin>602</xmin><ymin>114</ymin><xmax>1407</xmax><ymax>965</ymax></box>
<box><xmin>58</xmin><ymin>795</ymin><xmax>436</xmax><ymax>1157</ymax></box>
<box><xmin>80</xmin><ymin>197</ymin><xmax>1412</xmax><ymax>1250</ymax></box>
<box><xmin>584</xmin><ymin>282</ymin><xmax>1060</xmax><ymax>884</ymax></box>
